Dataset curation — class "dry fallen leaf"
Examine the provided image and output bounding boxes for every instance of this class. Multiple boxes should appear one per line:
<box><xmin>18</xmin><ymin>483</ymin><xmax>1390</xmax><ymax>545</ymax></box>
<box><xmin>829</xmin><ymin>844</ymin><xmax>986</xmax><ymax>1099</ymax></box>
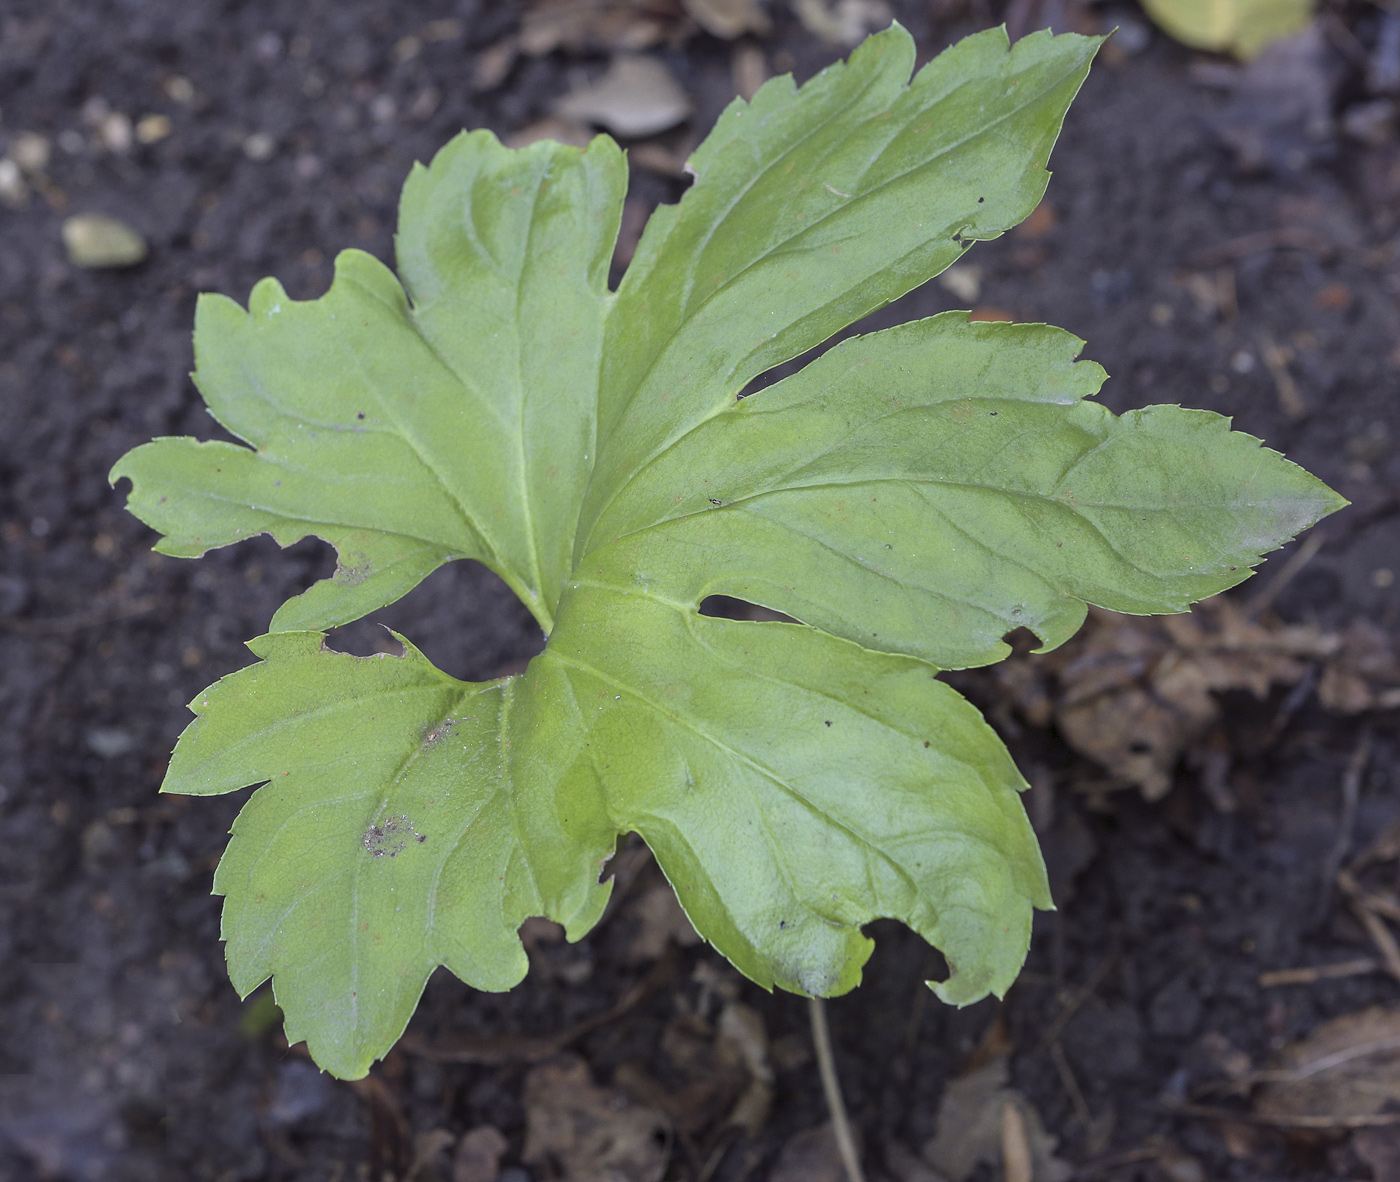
<box><xmin>623</xmin><ymin>881</ymin><xmax>701</xmax><ymax>963</ymax></box>
<box><xmin>555</xmin><ymin>56</ymin><xmax>693</xmax><ymax>138</ymax></box>
<box><xmin>1255</xmin><ymin>1006</ymin><xmax>1400</xmax><ymax>1124</ymax></box>
<box><xmin>1318</xmin><ymin>620</ymin><xmax>1400</xmax><ymax>714</ymax></box>
<box><xmin>1355</xmin><ymin>1126</ymin><xmax>1400</xmax><ymax>1182</ymax></box>
<box><xmin>523</xmin><ymin>1055</ymin><xmax>670</xmax><ymax>1182</ymax></box>
<box><xmin>992</xmin><ymin>595</ymin><xmax>1400</xmax><ymax>799</ymax></box>
<box><xmin>770</xmin><ymin>1123</ymin><xmax>849</xmax><ymax>1182</ymax></box>
<box><xmin>717</xmin><ymin>1001</ymin><xmax>773</xmax><ymax>1135</ymax></box>
<box><xmin>611</xmin><ymin>999</ymin><xmax>771</xmax><ymax>1142</ymax></box>
<box><xmin>506</xmin><ymin>117</ymin><xmax>597</xmax><ymax>151</ymax></box>
<box><xmin>453</xmin><ymin>1125</ymin><xmax>508</xmax><ymax>1182</ymax></box>
<box><xmin>683</xmin><ymin>0</ymin><xmax>771</xmax><ymax>37</ymax></box>
<box><xmin>520</xmin><ymin>0</ymin><xmax>682</xmax><ymax>56</ymax></box>
<box><xmin>791</xmin><ymin>0</ymin><xmax>893</xmax><ymax>46</ymax></box>
<box><xmin>731</xmin><ymin>42</ymin><xmax>770</xmax><ymax>100</ymax></box>
<box><xmin>923</xmin><ymin>1057</ymin><xmax>1071</xmax><ymax>1182</ymax></box>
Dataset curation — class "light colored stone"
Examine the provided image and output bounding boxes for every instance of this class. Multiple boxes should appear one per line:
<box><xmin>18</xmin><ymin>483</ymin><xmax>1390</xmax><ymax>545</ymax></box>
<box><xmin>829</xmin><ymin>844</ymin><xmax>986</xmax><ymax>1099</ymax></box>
<box><xmin>62</xmin><ymin>214</ymin><xmax>147</xmax><ymax>268</ymax></box>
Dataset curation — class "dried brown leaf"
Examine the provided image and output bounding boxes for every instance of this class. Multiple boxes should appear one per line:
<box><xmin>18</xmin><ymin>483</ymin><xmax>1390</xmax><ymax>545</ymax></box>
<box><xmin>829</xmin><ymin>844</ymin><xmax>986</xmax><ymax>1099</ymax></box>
<box><xmin>791</xmin><ymin>0</ymin><xmax>893</xmax><ymax>46</ymax></box>
<box><xmin>770</xmin><ymin>1123</ymin><xmax>849</xmax><ymax>1182</ymax></box>
<box><xmin>683</xmin><ymin>0</ymin><xmax>770</xmax><ymax>37</ymax></box>
<box><xmin>520</xmin><ymin>0</ymin><xmax>682</xmax><ymax>56</ymax></box>
<box><xmin>994</xmin><ymin>595</ymin><xmax>1390</xmax><ymax>799</ymax></box>
<box><xmin>923</xmin><ymin>1057</ymin><xmax>1070</xmax><ymax>1182</ymax></box>
<box><xmin>623</xmin><ymin>882</ymin><xmax>701</xmax><ymax>963</ymax></box>
<box><xmin>1255</xmin><ymin>1006</ymin><xmax>1400</xmax><ymax>1124</ymax></box>
<box><xmin>453</xmin><ymin>1126</ymin><xmax>508</xmax><ymax>1182</ymax></box>
<box><xmin>1356</xmin><ymin>1125</ymin><xmax>1400</xmax><ymax>1182</ymax></box>
<box><xmin>523</xmin><ymin>1055</ymin><xmax>670</xmax><ymax>1182</ymax></box>
<box><xmin>554</xmin><ymin>55</ymin><xmax>692</xmax><ymax>138</ymax></box>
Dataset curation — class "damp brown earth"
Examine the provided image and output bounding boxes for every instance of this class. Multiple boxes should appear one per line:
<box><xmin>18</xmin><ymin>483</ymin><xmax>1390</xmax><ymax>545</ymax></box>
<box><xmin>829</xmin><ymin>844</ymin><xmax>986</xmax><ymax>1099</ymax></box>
<box><xmin>1</xmin><ymin>2</ymin><xmax>1398</xmax><ymax>1179</ymax></box>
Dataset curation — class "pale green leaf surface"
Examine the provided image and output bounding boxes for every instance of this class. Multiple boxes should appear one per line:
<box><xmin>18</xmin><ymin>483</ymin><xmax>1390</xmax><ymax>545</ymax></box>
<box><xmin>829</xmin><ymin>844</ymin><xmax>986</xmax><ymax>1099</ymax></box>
<box><xmin>168</xmin><ymin>631</ymin><xmax>615</xmax><ymax>1078</ymax></box>
<box><xmin>113</xmin><ymin>132</ymin><xmax>625</xmax><ymax>632</ymax></box>
<box><xmin>584</xmin><ymin>25</ymin><xmax>1101</xmax><ymax>539</ymax></box>
<box><xmin>170</xmin><ymin>605</ymin><xmax>1046</xmax><ymax>1078</ymax></box>
<box><xmin>584</xmin><ymin>314</ymin><xmax>1344</xmax><ymax>668</ymax></box>
<box><xmin>112</xmin><ymin>25</ymin><xmax>1346</xmax><ymax>1079</ymax></box>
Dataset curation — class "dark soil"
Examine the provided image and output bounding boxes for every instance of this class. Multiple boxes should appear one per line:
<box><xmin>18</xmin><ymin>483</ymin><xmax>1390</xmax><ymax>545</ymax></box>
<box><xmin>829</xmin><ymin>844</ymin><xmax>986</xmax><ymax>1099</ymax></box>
<box><xmin>1</xmin><ymin>1</ymin><xmax>1398</xmax><ymax>1180</ymax></box>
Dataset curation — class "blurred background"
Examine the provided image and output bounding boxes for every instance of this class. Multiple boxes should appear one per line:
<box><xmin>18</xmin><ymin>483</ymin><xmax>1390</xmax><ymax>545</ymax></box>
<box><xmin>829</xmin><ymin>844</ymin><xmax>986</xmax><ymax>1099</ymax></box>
<box><xmin>0</xmin><ymin>1</ymin><xmax>1398</xmax><ymax>1179</ymax></box>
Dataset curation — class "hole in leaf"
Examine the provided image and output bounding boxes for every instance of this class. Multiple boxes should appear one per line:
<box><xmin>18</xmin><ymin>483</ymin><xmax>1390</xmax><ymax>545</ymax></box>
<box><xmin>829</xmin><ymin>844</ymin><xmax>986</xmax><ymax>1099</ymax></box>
<box><xmin>323</xmin><ymin>560</ymin><xmax>544</xmax><ymax>681</ymax></box>
<box><xmin>1000</xmin><ymin>626</ymin><xmax>1041</xmax><ymax>655</ymax></box>
<box><xmin>698</xmin><ymin>595</ymin><xmax>797</xmax><ymax>624</ymax></box>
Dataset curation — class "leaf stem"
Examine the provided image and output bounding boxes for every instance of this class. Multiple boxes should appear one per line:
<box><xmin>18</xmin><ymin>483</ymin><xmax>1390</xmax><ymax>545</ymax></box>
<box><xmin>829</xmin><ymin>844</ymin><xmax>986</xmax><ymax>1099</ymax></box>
<box><xmin>809</xmin><ymin>996</ymin><xmax>866</xmax><ymax>1182</ymax></box>
<box><xmin>498</xmin><ymin>569</ymin><xmax>554</xmax><ymax>637</ymax></box>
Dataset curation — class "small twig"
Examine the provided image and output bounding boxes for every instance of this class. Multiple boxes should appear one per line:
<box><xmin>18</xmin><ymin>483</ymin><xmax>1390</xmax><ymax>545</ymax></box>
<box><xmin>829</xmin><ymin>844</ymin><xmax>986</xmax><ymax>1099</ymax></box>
<box><xmin>1259</xmin><ymin>332</ymin><xmax>1308</xmax><ymax>420</ymax></box>
<box><xmin>1243</xmin><ymin>531</ymin><xmax>1326</xmax><ymax>619</ymax></box>
<box><xmin>1215</xmin><ymin>264</ymin><xmax>1238</xmax><ymax>322</ymax></box>
<box><xmin>809</xmin><ymin>998</ymin><xmax>865</xmax><ymax>1182</ymax></box>
<box><xmin>1049</xmin><ymin>1039</ymin><xmax>1091</xmax><ymax>1124</ymax></box>
<box><xmin>1168</xmin><ymin>1101</ymin><xmax>1400</xmax><ymax>1129</ymax></box>
<box><xmin>0</xmin><ymin>594</ymin><xmax>158</xmax><ymax>636</ymax></box>
<box><xmin>1194</xmin><ymin>1032</ymin><xmax>1400</xmax><ymax>1094</ymax></box>
<box><xmin>1185</xmin><ymin>226</ymin><xmax>1333</xmax><ymax>267</ymax></box>
<box><xmin>1315</xmin><ymin>729</ymin><xmax>1372</xmax><ymax>924</ymax></box>
<box><xmin>1040</xmin><ymin>952</ymin><xmax>1119</xmax><ymax>1050</ymax></box>
<box><xmin>1338</xmin><ymin>868</ymin><xmax>1400</xmax><ymax>983</ymax></box>
<box><xmin>1068</xmin><ymin>1146</ymin><xmax>1158</xmax><ymax>1179</ymax></box>
<box><xmin>1259</xmin><ymin>958</ymin><xmax>1380</xmax><ymax>988</ymax></box>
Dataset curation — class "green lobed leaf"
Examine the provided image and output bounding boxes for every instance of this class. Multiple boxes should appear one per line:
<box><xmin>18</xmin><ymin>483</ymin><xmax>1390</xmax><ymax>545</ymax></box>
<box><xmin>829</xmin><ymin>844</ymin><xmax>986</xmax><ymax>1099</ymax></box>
<box><xmin>114</xmin><ymin>24</ymin><xmax>1345</xmax><ymax>1078</ymax></box>
<box><xmin>114</xmin><ymin>131</ymin><xmax>625</xmax><ymax>633</ymax></box>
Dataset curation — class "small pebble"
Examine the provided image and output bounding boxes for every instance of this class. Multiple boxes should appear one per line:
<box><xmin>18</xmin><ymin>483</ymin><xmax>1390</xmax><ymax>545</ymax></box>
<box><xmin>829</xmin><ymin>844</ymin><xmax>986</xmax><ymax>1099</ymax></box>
<box><xmin>243</xmin><ymin>132</ymin><xmax>275</xmax><ymax>161</ymax></box>
<box><xmin>369</xmin><ymin>94</ymin><xmax>396</xmax><ymax>124</ymax></box>
<box><xmin>62</xmin><ymin>213</ymin><xmax>148</xmax><ymax>268</ymax></box>
<box><xmin>265</xmin><ymin>1060</ymin><xmax>333</xmax><ymax>1127</ymax></box>
<box><xmin>57</xmin><ymin>128</ymin><xmax>86</xmax><ymax>154</ymax></box>
<box><xmin>0</xmin><ymin>158</ymin><xmax>28</xmax><ymax>208</ymax></box>
<box><xmin>135</xmin><ymin>114</ymin><xmax>172</xmax><ymax>144</ymax></box>
<box><xmin>80</xmin><ymin>95</ymin><xmax>110</xmax><ymax>126</ymax></box>
<box><xmin>1342</xmin><ymin>98</ymin><xmax>1397</xmax><ymax>147</ymax></box>
<box><xmin>1111</xmin><ymin>15</ymin><xmax>1152</xmax><ymax>54</ymax></box>
<box><xmin>10</xmin><ymin>131</ymin><xmax>50</xmax><ymax>173</ymax></box>
<box><xmin>87</xmin><ymin>727</ymin><xmax>135</xmax><ymax>759</ymax></box>
<box><xmin>98</xmin><ymin>111</ymin><xmax>132</xmax><ymax>153</ymax></box>
<box><xmin>164</xmin><ymin>76</ymin><xmax>196</xmax><ymax>104</ymax></box>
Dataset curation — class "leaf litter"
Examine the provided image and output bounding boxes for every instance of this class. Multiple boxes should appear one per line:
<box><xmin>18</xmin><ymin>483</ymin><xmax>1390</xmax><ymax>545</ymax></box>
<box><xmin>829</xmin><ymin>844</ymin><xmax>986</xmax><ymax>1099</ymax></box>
<box><xmin>523</xmin><ymin>1053</ymin><xmax>671</xmax><ymax>1182</ymax></box>
<box><xmin>994</xmin><ymin>594</ymin><xmax>1399</xmax><ymax>800</ymax></box>
<box><xmin>922</xmin><ymin>1053</ymin><xmax>1071</xmax><ymax>1182</ymax></box>
<box><xmin>554</xmin><ymin>55</ymin><xmax>693</xmax><ymax>138</ymax></box>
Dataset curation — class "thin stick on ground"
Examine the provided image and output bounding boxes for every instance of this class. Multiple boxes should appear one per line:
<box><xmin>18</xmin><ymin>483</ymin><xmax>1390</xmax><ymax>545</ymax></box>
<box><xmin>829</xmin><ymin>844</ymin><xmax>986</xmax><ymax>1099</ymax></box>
<box><xmin>809</xmin><ymin>997</ymin><xmax>866</xmax><ymax>1182</ymax></box>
